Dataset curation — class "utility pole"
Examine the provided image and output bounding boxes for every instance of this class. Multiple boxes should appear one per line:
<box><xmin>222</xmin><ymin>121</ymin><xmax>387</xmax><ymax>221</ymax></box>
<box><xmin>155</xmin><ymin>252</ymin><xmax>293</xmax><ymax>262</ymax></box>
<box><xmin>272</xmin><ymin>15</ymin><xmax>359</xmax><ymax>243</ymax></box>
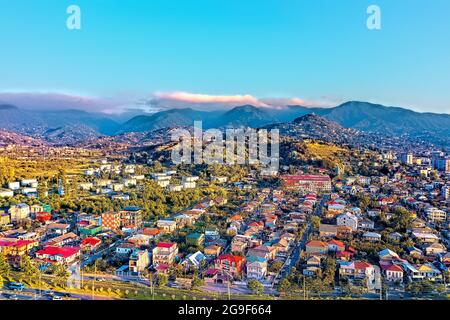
<box><xmin>92</xmin><ymin>260</ymin><xmax>96</xmax><ymax>300</ymax></box>
<box><xmin>227</xmin><ymin>272</ymin><xmax>231</xmax><ymax>300</ymax></box>
<box><xmin>303</xmin><ymin>276</ymin><xmax>306</xmax><ymax>300</ymax></box>
<box><xmin>149</xmin><ymin>272</ymin><xmax>154</xmax><ymax>300</ymax></box>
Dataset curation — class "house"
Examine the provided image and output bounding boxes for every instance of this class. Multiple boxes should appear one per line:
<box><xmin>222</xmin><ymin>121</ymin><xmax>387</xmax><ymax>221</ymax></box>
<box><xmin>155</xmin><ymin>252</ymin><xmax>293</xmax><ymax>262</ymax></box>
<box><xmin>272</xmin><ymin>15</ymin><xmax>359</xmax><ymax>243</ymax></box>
<box><xmin>379</xmin><ymin>249</ymin><xmax>400</xmax><ymax>261</ymax></box>
<box><xmin>440</xmin><ymin>252</ymin><xmax>450</xmax><ymax>267</ymax></box>
<box><xmin>36</xmin><ymin>246</ymin><xmax>80</xmax><ymax>265</ymax></box>
<box><xmin>388</xmin><ymin>232</ymin><xmax>403</xmax><ymax>242</ymax></box>
<box><xmin>336</xmin><ymin>250</ymin><xmax>355</xmax><ymax>261</ymax></box>
<box><xmin>47</xmin><ymin>223</ymin><xmax>70</xmax><ymax>235</ymax></box>
<box><xmin>303</xmin><ymin>255</ymin><xmax>322</xmax><ymax>276</ymax></box>
<box><xmin>381</xmin><ymin>264</ymin><xmax>404</xmax><ymax>283</ymax></box>
<box><xmin>182</xmin><ymin>251</ymin><xmax>206</xmax><ymax>270</ymax></box>
<box><xmin>328</xmin><ymin>239</ymin><xmax>345</xmax><ymax>253</ymax></box>
<box><xmin>152</xmin><ymin>242</ymin><xmax>178</xmax><ymax>267</ymax></box>
<box><xmin>214</xmin><ymin>197</ymin><xmax>228</xmax><ymax>205</ymax></box>
<box><xmin>358</xmin><ymin>219</ymin><xmax>375</xmax><ymax>230</ymax></box>
<box><xmin>407</xmin><ymin>246</ymin><xmax>423</xmax><ymax>259</ymax></box>
<box><xmin>306</xmin><ymin>255</ymin><xmax>322</xmax><ymax>267</ymax></box>
<box><xmin>174</xmin><ymin>214</ymin><xmax>195</xmax><ymax>227</ymax></box>
<box><xmin>0</xmin><ymin>214</ymin><xmax>11</xmax><ymax>226</ymax></box>
<box><xmin>79</xmin><ymin>225</ymin><xmax>103</xmax><ymax>237</ymax></box>
<box><xmin>247</xmin><ymin>245</ymin><xmax>276</xmax><ymax>261</ymax></box>
<box><xmin>305</xmin><ymin>240</ymin><xmax>328</xmax><ymax>255</ymax></box>
<box><xmin>319</xmin><ymin>224</ymin><xmax>338</xmax><ymax>238</ymax></box>
<box><xmin>128</xmin><ymin>234</ymin><xmax>151</xmax><ymax>247</ymax></box>
<box><xmin>272</xmin><ymin>238</ymin><xmax>290</xmax><ymax>255</ymax></box>
<box><xmin>214</xmin><ymin>254</ymin><xmax>246</xmax><ymax>279</ymax></box>
<box><xmin>424</xmin><ymin>243</ymin><xmax>447</xmax><ymax>256</ymax></box>
<box><xmin>414</xmin><ymin>263</ymin><xmax>443</xmax><ymax>281</ymax></box>
<box><xmin>246</xmin><ymin>255</ymin><xmax>268</xmax><ymax>280</ymax></box>
<box><xmin>339</xmin><ymin>260</ymin><xmax>375</xmax><ymax>284</ymax></box>
<box><xmin>46</xmin><ymin>232</ymin><xmax>78</xmax><ymax>246</ymax></box>
<box><xmin>412</xmin><ymin>231</ymin><xmax>440</xmax><ymax>243</ymax></box>
<box><xmin>142</xmin><ymin>228</ymin><xmax>161</xmax><ymax>239</ymax></box>
<box><xmin>129</xmin><ymin>249</ymin><xmax>150</xmax><ymax>273</ymax></box>
<box><xmin>336</xmin><ymin>212</ymin><xmax>358</xmax><ymax>231</ymax></box>
<box><xmin>186</xmin><ymin>233</ymin><xmax>205</xmax><ymax>246</ymax></box>
<box><xmin>363</xmin><ymin>232</ymin><xmax>382</xmax><ymax>242</ymax></box>
<box><xmin>204</xmin><ymin>244</ymin><xmax>222</xmax><ymax>257</ymax></box>
<box><xmin>156</xmin><ymin>220</ymin><xmax>177</xmax><ymax>234</ymax></box>
<box><xmin>81</xmin><ymin>237</ymin><xmax>102</xmax><ymax>252</ymax></box>
<box><xmin>35</xmin><ymin>211</ymin><xmax>52</xmax><ymax>223</ymax></box>
<box><xmin>0</xmin><ymin>239</ymin><xmax>38</xmax><ymax>258</ymax></box>
<box><xmin>116</xmin><ymin>243</ymin><xmax>135</xmax><ymax>256</ymax></box>
<box><xmin>8</xmin><ymin>204</ymin><xmax>30</xmax><ymax>222</ymax></box>
<box><xmin>231</xmin><ymin>237</ymin><xmax>249</xmax><ymax>254</ymax></box>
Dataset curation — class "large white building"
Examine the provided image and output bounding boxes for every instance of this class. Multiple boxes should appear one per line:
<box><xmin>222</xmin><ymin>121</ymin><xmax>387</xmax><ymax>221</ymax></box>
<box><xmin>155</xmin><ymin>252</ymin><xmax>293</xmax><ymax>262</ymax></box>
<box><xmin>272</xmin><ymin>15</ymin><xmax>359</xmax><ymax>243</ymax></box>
<box><xmin>336</xmin><ymin>212</ymin><xmax>359</xmax><ymax>231</ymax></box>
<box><xmin>8</xmin><ymin>203</ymin><xmax>30</xmax><ymax>222</ymax></box>
<box><xmin>442</xmin><ymin>185</ymin><xmax>450</xmax><ymax>201</ymax></box>
<box><xmin>425</xmin><ymin>207</ymin><xmax>447</xmax><ymax>223</ymax></box>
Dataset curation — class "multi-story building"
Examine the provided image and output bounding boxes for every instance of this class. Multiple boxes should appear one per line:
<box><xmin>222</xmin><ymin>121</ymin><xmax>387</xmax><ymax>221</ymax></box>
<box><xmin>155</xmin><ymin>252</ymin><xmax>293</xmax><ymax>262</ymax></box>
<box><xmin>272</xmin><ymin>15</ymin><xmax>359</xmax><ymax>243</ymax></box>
<box><xmin>152</xmin><ymin>242</ymin><xmax>178</xmax><ymax>267</ymax></box>
<box><xmin>442</xmin><ymin>185</ymin><xmax>450</xmax><ymax>201</ymax></box>
<box><xmin>305</xmin><ymin>240</ymin><xmax>328</xmax><ymax>255</ymax></box>
<box><xmin>157</xmin><ymin>219</ymin><xmax>177</xmax><ymax>233</ymax></box>
<box><xmin>399</xmin><ymin>152</ymin><xmax>414</xmax><ymax>165</ymax></box>
<box><xmin>339</xmin><ymin>260</ymin><xmax>375</xmax><ymax>283</ymax></box>
<box><xmin>8</xmin><ymin>203</ymin><xmax>30</xmax><ymax>222</ymax></box>
<box><xmin>120</xmin><ymin>207</ymin><xmax>143</xmax><ymax>229</ymax></box>
<box><xmin>0</xmin><ymin>239</ymin><xmax>38</xmax><ymax>257</ymax></box>
<box><xmin>336</xmin><ymin>212</ymin><xmax>359</xmax><ymax>231</ymax></box>
<box><xmin>101</xmin><ymin>212</ymin><xmax>121</xmax><ymax>230</ymax></box>
<box><xmin>129</xmin><ymin>249</ymin><xmax>150</xmax><ymax>273</ymax></box>
<box><xmin>280</xmin><ymin>175</ymin><xmax>332</xmax><ymax>193</ymax></box>
<box><xmin>36</xmin><ymin>246</ymin><xmax>80</xmax><ymax>265</ymax></box>
<box><xmin>436</xmin><ymin>157</ymin><xmax>450</xmax><ymax>172</ymax></box>
<box><xmin>0</xmin><ymin>213</ymin><xmax>11</xmax><ymax>226</ymax></box>
<box><xmin>246</xmin><ymin>256</ymin><xmax>268</xmax><ymax>280</ymax></box>
<box><xmin>425</xmin><ymin>207</ymin><xmax>447</xmax><ymax>223</ymax></box>
<box><xmin>214</xmin><ymin>254</ymin><xmax>246</xmax><ymax>279</ymax></box>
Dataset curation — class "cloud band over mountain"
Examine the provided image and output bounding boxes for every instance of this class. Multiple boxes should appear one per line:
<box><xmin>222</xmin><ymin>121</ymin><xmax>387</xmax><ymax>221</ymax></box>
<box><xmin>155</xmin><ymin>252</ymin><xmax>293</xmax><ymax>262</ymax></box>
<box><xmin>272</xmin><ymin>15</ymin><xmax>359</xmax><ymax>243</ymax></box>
<box><xmin>0</xmin><ymin>91</ymin><xmax>331</xmax><ymax>113</ymax></box>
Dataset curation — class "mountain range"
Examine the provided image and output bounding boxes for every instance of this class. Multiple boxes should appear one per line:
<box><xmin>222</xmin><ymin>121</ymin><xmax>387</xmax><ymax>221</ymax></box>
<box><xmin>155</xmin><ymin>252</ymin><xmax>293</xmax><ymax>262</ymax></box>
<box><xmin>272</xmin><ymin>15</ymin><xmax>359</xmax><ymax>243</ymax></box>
<box><xmin>1</xmin><ymin>101</ymin><xmax>450</xmax><ymax>147</ymax></box>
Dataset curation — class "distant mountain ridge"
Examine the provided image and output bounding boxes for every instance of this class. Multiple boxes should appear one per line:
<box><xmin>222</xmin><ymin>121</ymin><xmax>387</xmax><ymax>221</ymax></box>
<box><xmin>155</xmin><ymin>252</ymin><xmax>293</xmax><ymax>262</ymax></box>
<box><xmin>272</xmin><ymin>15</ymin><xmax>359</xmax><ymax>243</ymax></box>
<box><xmin>0</xmin><ymin>106</ymin><xmax>121</xmax><ymax>143</ymax></box>
<box><xmin>2</xmin><ymin>101</ymin><xmax>450</xmax><ymax>147</ymax></box>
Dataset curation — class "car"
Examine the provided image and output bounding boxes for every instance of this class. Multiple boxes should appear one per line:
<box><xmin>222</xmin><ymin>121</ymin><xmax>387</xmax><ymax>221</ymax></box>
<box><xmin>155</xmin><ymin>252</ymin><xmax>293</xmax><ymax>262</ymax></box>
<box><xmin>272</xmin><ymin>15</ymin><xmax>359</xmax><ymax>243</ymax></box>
<box><xmin>10</xmin><ymin>294</ymin><xmax>19</xmax><ymax>300</ymax></box>
<box><xmin>8</xmin><ymin>282</ymin><xmax>25</xmax><ymax>291</ymax></box>
<box><xmin>45</xmin><ymin>290</ymin><xmax>54</xmax><ymax>297</ymax></box>
<box><xmin>52</xmin><ymin>296</ymin><xmax>63</xmax><ymax>300</ymax></box>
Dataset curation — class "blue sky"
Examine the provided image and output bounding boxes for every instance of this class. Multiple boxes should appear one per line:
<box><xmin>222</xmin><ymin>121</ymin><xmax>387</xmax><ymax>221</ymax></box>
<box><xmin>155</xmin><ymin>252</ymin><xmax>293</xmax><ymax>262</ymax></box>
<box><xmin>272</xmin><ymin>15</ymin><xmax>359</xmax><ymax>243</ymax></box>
<box><xmin>0</xmin><ymin>0</ymin><xmax>449</xmax><ymax>113</ymax></box>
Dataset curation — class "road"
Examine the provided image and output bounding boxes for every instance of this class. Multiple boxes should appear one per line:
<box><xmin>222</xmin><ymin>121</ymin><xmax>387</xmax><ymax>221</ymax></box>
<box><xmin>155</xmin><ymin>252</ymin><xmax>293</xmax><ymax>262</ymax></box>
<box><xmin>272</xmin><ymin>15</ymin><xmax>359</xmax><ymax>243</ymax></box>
<box><xmin>282</xmin><ymin>195</ymin><xmax>327</xmax><ymax>277</ymax></box>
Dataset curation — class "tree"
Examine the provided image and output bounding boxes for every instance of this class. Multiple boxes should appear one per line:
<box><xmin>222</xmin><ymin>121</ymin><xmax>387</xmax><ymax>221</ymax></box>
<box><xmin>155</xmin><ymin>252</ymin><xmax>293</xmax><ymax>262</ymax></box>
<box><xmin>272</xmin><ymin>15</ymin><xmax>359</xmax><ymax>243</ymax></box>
<box><xmin>392</xmin><ymin>207</ymin><xmax>413</xmax><ymax>231</ymax></box>
<box><xmin>310</xmin><ymin>216</ymin><xmax>321</xmax><ymax>230</ymax></box>
<box><xmin>247</xmin><ymin>279</ymin><xmax>264</xmax><ymax>295</ymax></box>
<box><xmin>191</xmin><ymin>275</ymin><xmax>205</xmax><ymax>289</ymax></box>
<box><xmin>268</xmin><ymin>261</ymin><xmax>284</xmax><ymax>273</ymax></box>
<box><xmin>21</xmin><ymin>255</ymin><xmax>39</xmax><ymax>278</ymax></box>
<box><xmin>158</xmin><ymin>273</ymin><xmax>168</xmax><ymax>288</ymax></box>
<box><xmin>0</xmin><ymin>252</ymin><xmax>11</xmax><ymax>278</ymax></box>
<box><xmin>53</xmin><ymin>264</ymin><xmax>70</xmax><ymax>286</ymax></box>
<box><xmin>278</xmin><ymin>278</ymin><xmax>291</xmax><ymax>293</ymax></box>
